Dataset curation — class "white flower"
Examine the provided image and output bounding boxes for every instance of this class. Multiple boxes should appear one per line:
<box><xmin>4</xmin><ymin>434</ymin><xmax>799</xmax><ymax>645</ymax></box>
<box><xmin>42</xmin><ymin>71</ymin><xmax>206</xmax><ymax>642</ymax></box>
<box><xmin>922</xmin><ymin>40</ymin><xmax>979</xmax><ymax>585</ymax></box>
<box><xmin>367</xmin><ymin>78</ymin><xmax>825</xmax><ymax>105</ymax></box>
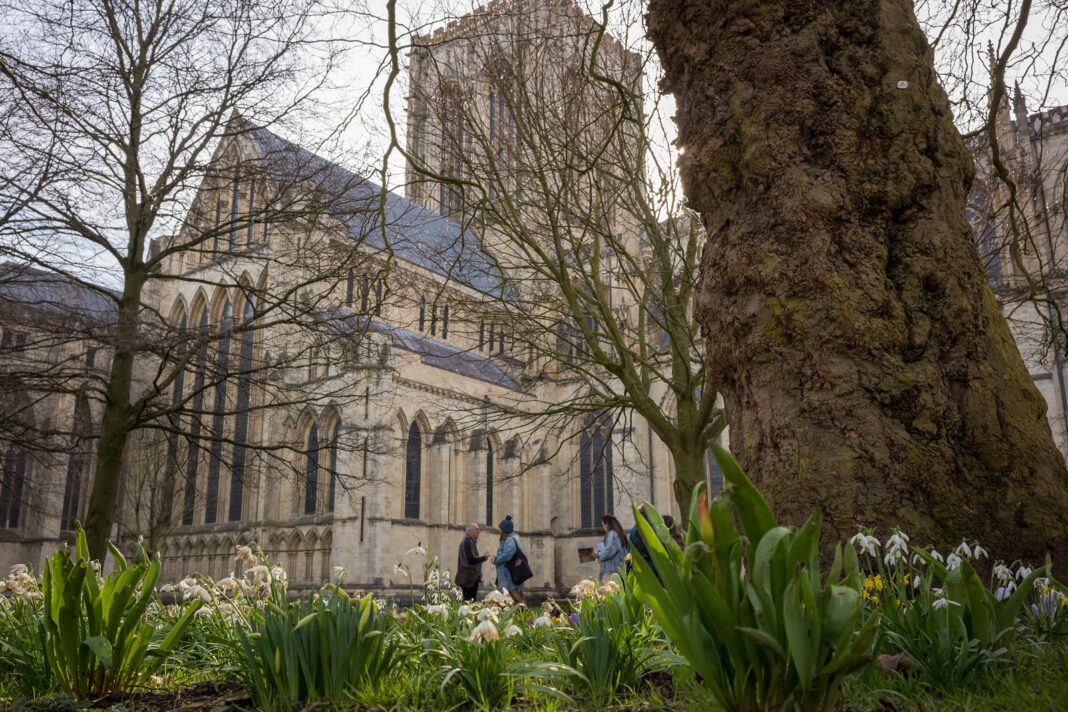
<box><xmin>504</xmin><ymin>624</ymin><xmax>522</xmax><ymax>637</ymax></box>
<box><xmin>216</xmin><ymin>575</ymin><xmax>239</xmax><ymax>592</ymax></box>
<box><xmin>1017</xmin><ymin>565</ymin><xmax>1033</xmax><ymax>581</ymax></box>
<box><xmin>393</xmin><ymin>564</ymin><xmax>409</xmax><ymax>579</ymax></box>
<box><xmin>971</xmin><ymin>543</ymin><xmax>988</xmax><ymax>560</ymax></box>
<box><xmin>946</xmin><ymin>553</ymin><xmax>962</xmax><ymax>571</ymax></box>
<box><xmin>407</xmin><ymin>544</ymin><xmax>428</xmax><ymax>558</ymax></box>
<box><xmin>994</xmin><ymin>564</ymin><xmax>1013</xmax><ymax>582</ymax></box>
<box><xmin>235</xmin><ymin>545</ymin><xmax>256</xmax><ymax>567</ymax></box>
<box><xmin>469</xmin><ymin>619</ymin><xmax>500</xmax><ymax>642</ymax></box>
<box><xmin>183</xmin><ymin>584</ymin><xmax>212</xmax><ymax>602</ymax></box>
<box><xmin>850</xmin><ymin>533</ymin><xmax>880</xmax><ymax>558</ymax></box>
<box><xmin>426</xmin><ymin>604</ymin><xmax>449</xmax><ymax>617</ymax></box>
<box><xmin>532</xmin><ymin>615</ymin><xmax>552</xmax><ymax>628</ymax></box>
<box><xmin>270</xmin><ymin>565</ymin><xmax>287</xmax><ymax>582</ymax></box>
<box><xmin>930</xmin><ymin>550</ymin><xmax>944</xmax><ymax>563</ymax></box>
<box><xmin>569</xmin><ymin>579</ymin><xmax>598</xmax><ymax>600</ymax></box>
<box><xmin>932</xmin><ymin>596</ymin><xmax>960</xmax><ymax>611</ymax></box>
<box><xmin>458</xmin><ymin>605</ymin><xmax>471</xmax><ymax>618</ymax></box>
<box><xmin>994</xmin><ymin>586</ymin><xmax>1014</xmax><ymax>601</ymax></box>
<box><xmin>332</xmin><ymin>566</ymin><xmax>346</xmax><ymax>582</ymax></box>
<box><xmin>177</xmin><ymin>576</ymin><xmax>197</xmax><ymax>590</ymax></box>
<box><xmin>476</xmin><ymin>607</ymin><xmax>500</xmax><ymax>622</ymax></box>
<box><xmin>955</xmin><ymin>542</ymin><xmax>972</xmax><ymax>559</ymax></box>
<box><xmin>483</xmin><ymin>589</ymin><xmax>512</xmax><ymax>607</ymax></box>
<box><xmin>245</xmin><ymin>565</ymin><xmax>269</xmax><ymax>581</ymax></box>
<box><xmin>8</xmin><ymin>564</ymin><xmax>28</xmax><ymax>576</ymax></box>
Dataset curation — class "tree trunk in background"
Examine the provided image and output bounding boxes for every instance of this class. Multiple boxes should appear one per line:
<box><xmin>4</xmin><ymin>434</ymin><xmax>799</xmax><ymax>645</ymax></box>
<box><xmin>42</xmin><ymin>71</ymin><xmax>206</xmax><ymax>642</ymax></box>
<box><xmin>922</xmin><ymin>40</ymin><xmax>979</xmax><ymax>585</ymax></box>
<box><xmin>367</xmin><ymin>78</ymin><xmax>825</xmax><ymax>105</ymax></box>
<box><xmin>647</xmin><ymin>0</ymin><xmax>1068</xmax><ymax>566</ymax></box>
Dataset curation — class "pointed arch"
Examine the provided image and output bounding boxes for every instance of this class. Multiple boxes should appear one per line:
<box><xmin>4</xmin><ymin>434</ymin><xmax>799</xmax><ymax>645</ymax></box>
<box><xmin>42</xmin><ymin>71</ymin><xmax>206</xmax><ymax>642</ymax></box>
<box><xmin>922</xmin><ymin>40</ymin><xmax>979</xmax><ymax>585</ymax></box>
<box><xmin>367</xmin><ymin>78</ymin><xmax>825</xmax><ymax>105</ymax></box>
<box><xmin>61</xmin><ymin>392</ymin><xmax>93</xmax><ymax>531</ymax></box>
<box><xmin>204</xmin><ymin>295</ymin><xmax>232</xmax><ymax>524</ymax></box>
<box><xmin>403</xmin><ymin>412</ymin><xmax>429</xmax><ymax>520</ymax></box>
<box><xmin>578</xmin><ymin>413</ymin><xmax>614</xmax><ymax>529</ymax></box>
<box><xmin>0</xmin><ymin>391</ymin><xmax>33</xmax><ymax>530</ymax></box>
<box><xmin>320</xmin><ymin>407</ymin><xmax>341</xmax><ymax>513</ymax></box>
<box><xmin>229</xmin><ymin>276</ymin><xmax>257</xmax><ymax>522</ymax></box>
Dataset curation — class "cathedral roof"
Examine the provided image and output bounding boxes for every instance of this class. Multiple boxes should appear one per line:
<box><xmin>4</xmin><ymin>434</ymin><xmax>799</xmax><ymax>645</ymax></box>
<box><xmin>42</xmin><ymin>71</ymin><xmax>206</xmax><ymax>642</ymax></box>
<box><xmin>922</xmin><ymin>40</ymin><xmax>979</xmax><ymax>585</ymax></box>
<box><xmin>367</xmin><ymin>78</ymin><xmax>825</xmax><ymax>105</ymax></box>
<box><xmin>0</xmin><ymin>263</ymin><xmax>118</xmax><ymax>326</ymax></box>
<box><xmin>242</xmin><ymin>122</ymin><xmax>505</xmax><ymax>296</ymax></box>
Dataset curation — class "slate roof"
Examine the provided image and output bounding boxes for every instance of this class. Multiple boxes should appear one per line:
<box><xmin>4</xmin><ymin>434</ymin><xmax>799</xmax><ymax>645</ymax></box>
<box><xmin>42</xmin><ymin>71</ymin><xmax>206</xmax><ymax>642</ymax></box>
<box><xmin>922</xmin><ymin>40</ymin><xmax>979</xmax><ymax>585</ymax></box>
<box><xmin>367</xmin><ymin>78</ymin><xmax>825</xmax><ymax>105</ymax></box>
<box><xmin>0</xmin><ymin>263</ymin><xmax>118</xmax><ymax>326</ymax></box>
<box><xmin>242</xmin><ymin>121</ymin><xmax>505</xmax><ymax>296</ymax></box>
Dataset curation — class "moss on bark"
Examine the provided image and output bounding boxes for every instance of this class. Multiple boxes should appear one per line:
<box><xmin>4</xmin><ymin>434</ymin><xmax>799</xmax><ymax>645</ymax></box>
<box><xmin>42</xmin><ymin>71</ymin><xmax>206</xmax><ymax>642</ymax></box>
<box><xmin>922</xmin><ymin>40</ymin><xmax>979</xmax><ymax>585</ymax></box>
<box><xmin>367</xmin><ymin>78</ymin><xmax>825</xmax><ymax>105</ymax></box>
<box><xmin>647</xmin><ymin>0</ymin><xmax>1068</xmax><ymax>568</ymax></box>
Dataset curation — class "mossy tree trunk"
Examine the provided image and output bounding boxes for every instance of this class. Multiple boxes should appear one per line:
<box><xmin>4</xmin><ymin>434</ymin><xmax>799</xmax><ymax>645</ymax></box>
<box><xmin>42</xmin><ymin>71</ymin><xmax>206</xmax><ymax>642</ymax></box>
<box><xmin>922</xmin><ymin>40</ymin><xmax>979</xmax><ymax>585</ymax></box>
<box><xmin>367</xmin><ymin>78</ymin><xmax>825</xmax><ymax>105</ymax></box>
<box><xmin>647</xmin><ymin>0</ymin><xmax>1068</xmax><ymax>565</ymax></box>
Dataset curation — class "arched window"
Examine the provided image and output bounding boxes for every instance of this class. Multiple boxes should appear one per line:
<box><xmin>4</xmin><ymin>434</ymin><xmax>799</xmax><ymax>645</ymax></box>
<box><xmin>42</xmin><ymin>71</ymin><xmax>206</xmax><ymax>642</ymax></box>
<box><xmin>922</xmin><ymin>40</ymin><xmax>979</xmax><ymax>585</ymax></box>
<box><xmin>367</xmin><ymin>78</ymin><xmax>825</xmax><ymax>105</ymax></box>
<box><xmin>61</xmin><ymin>395</ymin><xmax>93</xmax><ymax>531</ymax></box>
<box><xmin>327</xmin><ymin>419</ymin><xmax>339</xmax><ymax>512</ymax></box>
<box><xmin>229</xmin><ymin>296</ymin><xmax>254</xmax><ymax>521</ymax></box>
<box><xmin>246</xmin><ymin>177</ymin><xmax>256</xmax><ymax>247</ymax></box>
<box><xmin>183</xmin><ymin>308</ymin><xmax>210</xmax><ymax>525</ymax></box>
<box><xmin>0</xmin><ymin>448</ymin><xmax>27</xmax><ymax>529</ymax></box>
<box><xmin>165</xmin><ymin>311</ymin><xmax>187</xmax><ymax>525</ymax></box>
<box><xmin>204</xmin><ymin>300</ymin><xmax>231</xmax><ymax>524</ymax></box>
<box><xmin>486</xmin><ymin>440</ymin><xmax>494</xmax><ymax>525</ymax></box>
<box><xmin>404</xmin><ymin>421</ymin><xmax>422</xmax><ymax>519</ymax></box>
<box><xmin>304</xmin><ymin>422</ymin><xmax>319</xmax><ymax>515</ymax></box>
<box><xmin>579</xmin><ymin>414</ymin><xmax>613</xmax><ymax>529</ymax></box>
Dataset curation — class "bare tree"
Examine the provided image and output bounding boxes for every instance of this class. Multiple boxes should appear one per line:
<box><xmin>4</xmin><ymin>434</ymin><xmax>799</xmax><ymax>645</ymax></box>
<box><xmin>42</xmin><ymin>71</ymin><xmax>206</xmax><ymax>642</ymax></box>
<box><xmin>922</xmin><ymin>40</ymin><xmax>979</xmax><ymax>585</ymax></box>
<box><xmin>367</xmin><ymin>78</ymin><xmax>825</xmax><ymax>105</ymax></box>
<box><xmin>0</xmin><ymin>0</ymin><xmax>398</xmax><ymax>557</ymax></box>
<box><xmin>382</xmin><ymin>0</ymin><xmax>723</xmax><ymax>520</ymax></box>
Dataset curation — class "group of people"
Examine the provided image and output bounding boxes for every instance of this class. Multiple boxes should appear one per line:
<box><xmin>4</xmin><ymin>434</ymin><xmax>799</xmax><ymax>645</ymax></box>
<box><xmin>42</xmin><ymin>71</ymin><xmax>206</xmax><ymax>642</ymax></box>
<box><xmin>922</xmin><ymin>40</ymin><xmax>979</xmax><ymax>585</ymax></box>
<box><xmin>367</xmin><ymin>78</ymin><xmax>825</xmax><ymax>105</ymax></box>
<box><xmin>455</xmin><ymin>509</ymin><xmax>684</xmax><ymax>602</ymax></box>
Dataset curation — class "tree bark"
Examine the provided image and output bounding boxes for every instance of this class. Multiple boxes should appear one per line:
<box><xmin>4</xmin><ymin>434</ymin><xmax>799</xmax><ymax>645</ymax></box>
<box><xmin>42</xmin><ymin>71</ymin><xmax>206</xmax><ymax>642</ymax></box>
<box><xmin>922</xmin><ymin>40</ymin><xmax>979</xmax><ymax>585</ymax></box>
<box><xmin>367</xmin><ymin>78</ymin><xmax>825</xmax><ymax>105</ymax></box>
<box><xmin>647</xmin><ymin>0</ymin><xmax>1068</xmax><ymax>566</ymax></box>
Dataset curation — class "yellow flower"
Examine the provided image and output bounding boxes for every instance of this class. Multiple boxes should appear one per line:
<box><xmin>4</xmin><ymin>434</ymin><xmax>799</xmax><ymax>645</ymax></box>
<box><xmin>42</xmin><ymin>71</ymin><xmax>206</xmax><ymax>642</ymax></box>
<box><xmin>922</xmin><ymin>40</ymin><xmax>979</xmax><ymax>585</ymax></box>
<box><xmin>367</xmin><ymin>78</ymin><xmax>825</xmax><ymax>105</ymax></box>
<box><xmin>861</xmin><ymin>589</ymin><xmax>870</xmax><ymax>601</ymax></box>
<box><xmin>870</xmin><ymin>595</ymin><xmax>880</xmax><ymax>605</ymax></box>
<box><xmin>1061</xmin><ymin>597</ymin><xmax>1068</xmax><ymax>608</ymax></box>
<box><xmin>874</xmin><ymin>574</ymin><xmax>884</xmax><ymax>592</ymax></box>
<box><xmin>863</xmin><ymin>577</ymin><xmax>875</xmax><ymax>592</ymax></box>
<box><xmin>902</xmin><ymin>573</ymin><xmax>910</xmax><ymax>586</ymax></box>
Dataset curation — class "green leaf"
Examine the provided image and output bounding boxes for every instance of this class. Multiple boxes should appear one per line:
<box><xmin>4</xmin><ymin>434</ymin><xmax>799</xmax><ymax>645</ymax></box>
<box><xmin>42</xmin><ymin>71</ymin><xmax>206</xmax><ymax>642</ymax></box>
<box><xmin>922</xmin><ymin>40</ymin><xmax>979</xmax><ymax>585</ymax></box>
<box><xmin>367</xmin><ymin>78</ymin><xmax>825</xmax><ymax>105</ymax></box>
<box><xmin>783</xmin><ymin>575</ymin><xmax>814</xmax><ymax>691</ymax></box>
<box><xmin>83</xmin><ymin>636</ymin><xmax>113</xmax><ymax>668</ymax></box>
<box><xmin>711</xmin><ymin>443</ymin><xmax>776</xmax><ymax>543</ymax></box>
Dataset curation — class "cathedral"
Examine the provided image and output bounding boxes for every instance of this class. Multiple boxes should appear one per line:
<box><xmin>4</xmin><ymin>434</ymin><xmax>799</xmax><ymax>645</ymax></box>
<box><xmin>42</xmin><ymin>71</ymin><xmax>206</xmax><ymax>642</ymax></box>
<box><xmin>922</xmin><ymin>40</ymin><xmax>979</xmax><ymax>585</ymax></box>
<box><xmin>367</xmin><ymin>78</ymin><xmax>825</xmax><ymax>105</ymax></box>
<box><xmin>0</xmin><ymin>0</ymin><xmax>685</xmax><ymax>594</ymax></box>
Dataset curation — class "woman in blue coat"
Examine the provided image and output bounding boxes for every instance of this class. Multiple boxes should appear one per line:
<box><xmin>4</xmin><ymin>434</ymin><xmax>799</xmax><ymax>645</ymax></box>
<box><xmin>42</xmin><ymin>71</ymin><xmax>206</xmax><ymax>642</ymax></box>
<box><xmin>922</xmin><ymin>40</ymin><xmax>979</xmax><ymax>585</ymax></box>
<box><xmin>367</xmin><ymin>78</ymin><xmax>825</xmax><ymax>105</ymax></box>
<box><xmin>492</xmin><ymin>515</ymin><xmax>528</xmax><ymax>606</ymax></box>
<box><xmin>595</xmin><ymin>514</ymin><xmax>628</xmax><ymax>582</ymax></box>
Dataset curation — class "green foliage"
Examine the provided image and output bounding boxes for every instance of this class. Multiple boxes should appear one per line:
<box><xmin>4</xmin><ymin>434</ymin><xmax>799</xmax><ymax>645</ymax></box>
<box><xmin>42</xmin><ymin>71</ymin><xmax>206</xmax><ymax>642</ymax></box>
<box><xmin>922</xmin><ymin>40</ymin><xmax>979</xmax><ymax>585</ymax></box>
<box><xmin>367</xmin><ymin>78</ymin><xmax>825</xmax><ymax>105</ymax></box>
<box><xmin>554</xmin><ymin>582</ymin><xmax>679</xmax><ymax>704</ymax></box>
<box><xmin>39</xmin><ymin>527</ymin><xmax>201</xmax><ymax>698</ymax></box>
<box><xmin>0</xmin><ymin>593</ymin><xmax>50</xmax><ymax>698</ymax></box>
<box><xmin>630</xmin><ymin>444</ymin><xmax>877</xmax><ymax>712</ymax></box>
<box><xmin>879</xmin><ymin>550</ymin><xmax>1044</xmax><ymax>687</ymax></box>
<box><xmin>421</xmin><ymin>628</ymin><xmax>571</xmax><ymax>711</ymax></box>
<box><xmin>235</xmin><ymin>587</ymin><xmax>396</xmax><ymax>709</ymax></box>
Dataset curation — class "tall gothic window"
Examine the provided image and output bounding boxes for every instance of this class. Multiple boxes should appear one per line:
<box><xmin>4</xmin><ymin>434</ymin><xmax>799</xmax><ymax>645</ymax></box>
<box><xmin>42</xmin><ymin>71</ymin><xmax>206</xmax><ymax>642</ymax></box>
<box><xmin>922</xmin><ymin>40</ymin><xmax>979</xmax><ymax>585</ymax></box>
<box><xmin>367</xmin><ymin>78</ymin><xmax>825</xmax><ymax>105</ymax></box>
<box><xmin>346</xmin><ymin>269</ymin><xmax>355</xmax><ymax>306</ymax></box>
<box><xmin>183</xmin><ymin>308</ymin><xmax>210</xmax><ymax>525</ymax></box>
<box><xmin>442</xmin><ymin>304</ymin><xmax>450</xmax><ymax>339</ymax></box>
<box><xmin>419</xmin><ymin>297</ymin><xmax>426</xmax><ymax>332</ymax></box>
<box><xmin>246</xmin><ymin>177</ymin><xmax>256</xmax><ymax>246</ymax></box>
<box><xmin>487</xmin><ymin>86</ymin><xmax>512</xmax><ymax>199</ymax></box>
<box><xmin>485</xmin><ymin>440</ymin><xmax>494</xmax><ymax>525</ymax></box>
<box><xmin>61</xmin><ymin>395</ymin><xmax>93</xmax><ymax>531</ymax></box>
<box><xmin>327</xmin><ymin>419</ymin><xmax>339</xmax><ymax>512</ymax></box>
<box><xmin>438</xmin><ymin>87</ymin><xmax>465</xmax><ymax>217</ymax></box>
<box><xmin>579</xmin><ymin>414</ymin><xmax>614</xmax><ymax>529</ymax></box>
<box><xmin>304</xmin><ymin>422</ymin><xmax>319</xmax><ymax>515</ymax></box>
<box><xmin>204</xmin><ymin>300</ymin><xmax>231</xmax><ymax>524</ymax></box>
<box><xmin>404</xmin><ymin>421</ymin><xmax>422</xmax><ymax>519</ymax></box>
<box><xmin>165</xmin><ymin>312</ymin><xmax>187</xmax><ymax>524</ymax></box>
<box><xmin>228</xmin><ymin>164</ymin><xmax>241</xmax><ymax>252</ymax></box>
<box><xmin>0</xmin><ymin>448</ymin><xmax>26</xmax><ymax>529</ymax></box>
<box><xmin>229</xmin><ymin>296</ymin><xmax>255</xmax><ymax>521</ymax></box>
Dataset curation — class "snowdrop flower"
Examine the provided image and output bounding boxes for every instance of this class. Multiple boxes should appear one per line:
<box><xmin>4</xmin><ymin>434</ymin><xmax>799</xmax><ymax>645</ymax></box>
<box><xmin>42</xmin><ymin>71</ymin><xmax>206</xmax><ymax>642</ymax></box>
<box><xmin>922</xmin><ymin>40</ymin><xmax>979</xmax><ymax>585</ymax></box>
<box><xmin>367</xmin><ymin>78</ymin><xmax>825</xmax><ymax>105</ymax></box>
<box><xmin>458</xmin><ymin>604</ymin><xmax>471</xmax><ymax>618</ymax></box>
<box><xmin>406</xmin><ymin>544</ymin><xmax>428</xmax><ymax>558</ymax></box>
<box><xmin>932</xmin><ymin>596</ymin><xmax>959</xmax><ymax>611</ymax></box>
<box><xmin>235</xmin><ymin>545</ymin><xmax>256</xmax><ymax>568</ymax></box>
<box><xmin>426</xmin><ymin>604</ymin><xmax>449</xmax><ymax>617</ymax></box>
<box><xmin>160</xmin><ymin>582</ymin><xmax>176</xmax><ymax>594</ymax></box>
<box><xmin>886</xmin><ymin>531</ymin><xmax>909</xmax><ymax>550</ymax></box>
<box><xmin>469</xmin><ymin>619</ymin><xmax>500</xmax><ymax>642</ymax></box>
<box><xmin>929</xmin><ymin>550</ymin><xmax>944</xmax><ymax>563</ymax></box>
<box><xmin>993</xmin><ymin>564</ymin><xmax>1013</xmax><ymax>582</ymax></box>
<box><xmin>194</xmin><ymin>605</ymin><xmax>214</xmax><ymax>617</ymax></box>
<box><xmin>532</xmin><ymin>615</ymin><xmax>552</xmax><ymax>628</ymax></box>
<box><xmin>177</xmin><ymin>576</ymin><xmax>197</xmax><ymax>590</ymax></box>
<box><xmin>476</xmin><ymin>606</ymin><xmax>500</xmax><ymax>623</ymax></box>
<box><xmin>946</xmin><ymin>553</ymin><xmax>962</xmax><ymax>571</ymax></box>
<box><xmin>483</xmin><ymin>589</ymin><xmax>512</xmax><ymax>607</ymax></box>
<box><xmin>270</xmin><ymin>565</ymin><xmax>287</xmax><ymax>582</ymax></box>
<box><xmin>504</xmin><ymin>624</ymin><xmax>522</xmax><ymax>637</ymax></box>
<box><xmin>1017</xmin><ymin>565</ymin><xmax>1033</xmax><ymax>581</ymax></box>
<box><xmin>850</xmin><ymin>532</ymin><xmax>880</xmax><ymax>558</ymax></box>
<box><xmin>332</xmin><ymin>566</ymin><xmax>346</xmax><ymax>582</ymax></box>
<box><xmin>971</xmin><ymin>543</ymin><xmax>988</xmax><ymax>560</ymax></box>
<box><xmin>8</xmin><ymin>564</ymin><xmax>28</xmax><ymax>577</ymax></box>
<box><xmin>954</xmin><ymin>541</ymin><xmax>972</xmax><ymax>559</ymax></box>
<box><xmin>995</xmin><ymin>586</ymin><xmax>1013</xmax><ymax>601</ymax></box>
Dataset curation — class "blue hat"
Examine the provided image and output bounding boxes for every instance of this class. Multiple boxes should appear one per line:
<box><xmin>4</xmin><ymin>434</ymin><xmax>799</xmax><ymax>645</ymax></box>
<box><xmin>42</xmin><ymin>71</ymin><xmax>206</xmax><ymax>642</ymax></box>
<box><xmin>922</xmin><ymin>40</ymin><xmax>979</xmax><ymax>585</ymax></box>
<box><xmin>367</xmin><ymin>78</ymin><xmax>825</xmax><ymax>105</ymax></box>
<box><xmin>499</xmin><ymin>515</ymin><xmax>514</xmax><ymax>533</ymax></box>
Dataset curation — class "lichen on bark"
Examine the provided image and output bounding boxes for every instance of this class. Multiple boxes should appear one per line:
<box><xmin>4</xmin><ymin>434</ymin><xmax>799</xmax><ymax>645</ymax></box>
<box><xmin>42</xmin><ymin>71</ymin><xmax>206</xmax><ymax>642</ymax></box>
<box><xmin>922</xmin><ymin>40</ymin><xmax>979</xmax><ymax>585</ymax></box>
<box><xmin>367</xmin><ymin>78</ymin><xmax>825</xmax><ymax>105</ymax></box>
<box><xmin>647</xmin><ymin>0</ymin><xmax>1068</xmax><ymax>568</ymax></box>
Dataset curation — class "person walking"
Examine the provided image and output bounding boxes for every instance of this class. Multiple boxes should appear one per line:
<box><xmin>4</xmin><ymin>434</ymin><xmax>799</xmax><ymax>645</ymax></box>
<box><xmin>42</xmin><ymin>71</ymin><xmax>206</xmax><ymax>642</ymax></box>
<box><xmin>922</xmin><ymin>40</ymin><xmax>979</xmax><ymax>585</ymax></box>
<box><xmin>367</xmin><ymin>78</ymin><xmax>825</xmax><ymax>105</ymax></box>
<box><xmin>595</xmin><ymin>514</ymin><xmax>628</xmax><ymax>582</ymax></box>
<box><xmin>455</xmin><ymin>522</ymin><xmax>488</xmax><ymax>601</ymax></box>
<box><xmin>492</xmin><ymin>515</ymin><xmax>529</xmax><ymax>606</ymax></box>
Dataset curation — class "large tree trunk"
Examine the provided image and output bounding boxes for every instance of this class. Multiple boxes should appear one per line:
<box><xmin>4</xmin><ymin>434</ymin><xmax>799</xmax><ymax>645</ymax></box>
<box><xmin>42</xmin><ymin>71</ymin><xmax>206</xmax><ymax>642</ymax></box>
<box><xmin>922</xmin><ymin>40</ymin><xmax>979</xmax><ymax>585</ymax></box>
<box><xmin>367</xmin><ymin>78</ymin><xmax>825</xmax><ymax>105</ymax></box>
<box><xmin>647</xmin><ymin>0</ymin><xmax>1068</xmax><ymax>566</ymax></box>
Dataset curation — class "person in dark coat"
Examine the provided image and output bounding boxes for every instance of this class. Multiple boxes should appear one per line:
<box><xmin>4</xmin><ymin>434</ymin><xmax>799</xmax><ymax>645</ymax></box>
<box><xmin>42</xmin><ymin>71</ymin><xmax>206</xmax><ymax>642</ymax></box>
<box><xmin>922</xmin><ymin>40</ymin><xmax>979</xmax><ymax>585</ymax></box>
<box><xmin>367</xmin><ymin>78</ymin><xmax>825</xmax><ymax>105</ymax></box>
<box><xmin>455</xmin><ymin>522</ymin><xmax>488</xmax><ymax>601</ymax></box>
